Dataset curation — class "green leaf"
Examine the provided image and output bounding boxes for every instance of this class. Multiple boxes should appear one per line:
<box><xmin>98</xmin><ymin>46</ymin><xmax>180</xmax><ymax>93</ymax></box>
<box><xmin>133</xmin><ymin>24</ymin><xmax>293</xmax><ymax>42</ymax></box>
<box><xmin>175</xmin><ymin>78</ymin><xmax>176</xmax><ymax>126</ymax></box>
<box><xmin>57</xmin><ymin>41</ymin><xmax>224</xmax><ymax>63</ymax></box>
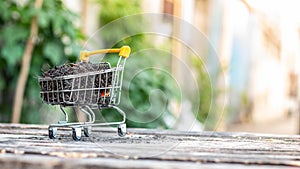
<box><xmin>1</xmin><ymin>44</ymin><xmax>23</xmax><ymax>67</ymax></box>
<box><xmin>64</xmin><ymin>24</ymin><xmax>76</xmax><ymax>38</ymax></box>
<box><xmin>30</xmin><ymin>53</ymin><xmax>43</xmax><ymax>76</ymax></box>
<box><xmin>0</xmin><ymin>1</ymin><xmax>11</xmax><ymax>21</ymax></box>
<box><xmin>53</xmin><ymin>16</ymin><xmax>63</xmax><ymax>35</ymax></box>
<box><xmin>3</xmin><ymin>25</ymin><xmax>28</xmax><ymax>45</ymax></box>
<box><xmin>37</xmin><ymin>10</ymin><xmax>49</xmax><ymax>28</ymax></box>
<box><xmin>43</xmin><ymin>42</ymin><xmax>63</xmax><ymax>64</ymax></box>
<box><xmin>20</xmin><ymin>7</ymin><xmax>37</xmax><ymax>23</ymax></box>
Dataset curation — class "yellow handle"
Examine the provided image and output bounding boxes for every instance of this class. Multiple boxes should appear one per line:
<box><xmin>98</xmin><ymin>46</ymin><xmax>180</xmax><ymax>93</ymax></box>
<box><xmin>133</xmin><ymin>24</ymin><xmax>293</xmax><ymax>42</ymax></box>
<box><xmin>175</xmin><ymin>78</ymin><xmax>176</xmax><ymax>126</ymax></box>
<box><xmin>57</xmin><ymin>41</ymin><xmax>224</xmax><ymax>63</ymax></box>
<box><xmin>80</xmin><ymin>46</ymin><xmax>131</xmax><ymax>62</ymax></box>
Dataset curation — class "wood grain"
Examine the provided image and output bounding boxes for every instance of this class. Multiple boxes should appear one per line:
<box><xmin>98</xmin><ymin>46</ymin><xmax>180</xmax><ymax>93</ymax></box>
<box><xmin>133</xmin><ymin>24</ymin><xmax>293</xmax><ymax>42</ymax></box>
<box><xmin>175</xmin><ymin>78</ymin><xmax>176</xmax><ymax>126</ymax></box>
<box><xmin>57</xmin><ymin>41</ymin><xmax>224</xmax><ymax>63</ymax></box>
<box><xmin>0</xmin><ymin>123</ymin><xmax>299</xmax><ymax>169</ymax></box>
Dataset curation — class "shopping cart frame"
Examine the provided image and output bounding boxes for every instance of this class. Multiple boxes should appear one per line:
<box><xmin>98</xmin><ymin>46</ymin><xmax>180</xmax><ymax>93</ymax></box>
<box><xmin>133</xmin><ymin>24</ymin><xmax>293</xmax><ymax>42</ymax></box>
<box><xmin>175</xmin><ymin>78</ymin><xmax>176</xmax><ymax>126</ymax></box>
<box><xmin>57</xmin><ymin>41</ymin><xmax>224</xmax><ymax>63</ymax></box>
<box><xmin>38</xmin><ymin>46</ymin><xmax>130</xmax><ymax>141</ymax></box>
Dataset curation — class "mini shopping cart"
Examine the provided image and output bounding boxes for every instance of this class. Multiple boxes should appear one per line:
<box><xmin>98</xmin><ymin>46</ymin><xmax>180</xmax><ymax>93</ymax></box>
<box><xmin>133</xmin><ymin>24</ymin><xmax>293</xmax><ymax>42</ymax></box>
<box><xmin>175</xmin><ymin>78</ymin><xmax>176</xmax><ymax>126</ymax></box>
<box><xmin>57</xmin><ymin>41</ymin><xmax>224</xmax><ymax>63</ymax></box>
<box><xmin>38</xmin><ymin>46</ymin><xmax>131</xmax><ymax>141</ymax></box>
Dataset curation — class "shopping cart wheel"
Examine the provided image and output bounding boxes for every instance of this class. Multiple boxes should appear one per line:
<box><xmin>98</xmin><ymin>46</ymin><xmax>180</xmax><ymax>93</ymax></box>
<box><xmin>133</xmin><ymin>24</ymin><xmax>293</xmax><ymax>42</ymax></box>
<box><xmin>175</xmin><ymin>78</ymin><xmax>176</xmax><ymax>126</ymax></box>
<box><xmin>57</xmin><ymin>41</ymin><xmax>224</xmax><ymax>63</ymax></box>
<box><xmin>117</xmin><ymin>123</ymin><xmax>126</xmax><ymax>137</ymax></box>
<box><xmin>83</xmin><ymin>126</ymin><xmax>92</xmax><ymax>137</ymax></box>
<box><xmin>48</xmin><ymin>127</ymin><xmax>57</xmax><ymax>139</ymax></box>
<box><xmin>72</xmin><ymin>127</ymin><xmax>81</xmax><ymax>141</ymax></box>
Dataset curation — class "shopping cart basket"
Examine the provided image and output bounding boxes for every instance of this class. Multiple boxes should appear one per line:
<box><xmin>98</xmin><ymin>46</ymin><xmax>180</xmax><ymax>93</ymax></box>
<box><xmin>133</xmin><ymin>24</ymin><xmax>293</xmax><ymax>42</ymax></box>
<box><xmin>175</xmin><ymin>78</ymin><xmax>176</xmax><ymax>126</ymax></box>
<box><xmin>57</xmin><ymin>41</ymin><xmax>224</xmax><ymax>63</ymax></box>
<box><xmin>38</xmin><ymin>46</ymin><xmax>131</xmax><ymax>141</ymax></box>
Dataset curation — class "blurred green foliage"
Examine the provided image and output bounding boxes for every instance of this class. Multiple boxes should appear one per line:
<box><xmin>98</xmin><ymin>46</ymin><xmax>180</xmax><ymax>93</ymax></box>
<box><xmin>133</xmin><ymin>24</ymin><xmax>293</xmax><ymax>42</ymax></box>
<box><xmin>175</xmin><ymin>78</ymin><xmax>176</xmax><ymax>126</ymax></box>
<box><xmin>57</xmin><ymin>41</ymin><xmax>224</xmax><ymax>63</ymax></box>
<box><xmin>190</xmin><ymin>55</ymin><xmax>214</xmax><ymax>129</ymax></box>
<box><xmin>0</xmin><ymin>0</ymin><xmax>83</xmax><ymax>123</ymax></box>
<box><xmin>98</xmin><ymin>0</ymin><xmax>178</xmax><ymax>128</ymax></box>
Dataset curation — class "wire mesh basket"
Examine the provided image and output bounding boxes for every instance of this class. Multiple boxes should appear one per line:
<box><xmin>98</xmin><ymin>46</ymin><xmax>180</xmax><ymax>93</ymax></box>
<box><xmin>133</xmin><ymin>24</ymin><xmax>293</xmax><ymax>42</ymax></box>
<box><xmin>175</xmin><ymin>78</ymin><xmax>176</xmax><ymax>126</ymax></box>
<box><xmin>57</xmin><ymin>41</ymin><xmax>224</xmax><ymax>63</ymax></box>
<box><xmin>38</xmin><ymin>46</ymin><xmax>131</xmax><ymax>141</ymax></box>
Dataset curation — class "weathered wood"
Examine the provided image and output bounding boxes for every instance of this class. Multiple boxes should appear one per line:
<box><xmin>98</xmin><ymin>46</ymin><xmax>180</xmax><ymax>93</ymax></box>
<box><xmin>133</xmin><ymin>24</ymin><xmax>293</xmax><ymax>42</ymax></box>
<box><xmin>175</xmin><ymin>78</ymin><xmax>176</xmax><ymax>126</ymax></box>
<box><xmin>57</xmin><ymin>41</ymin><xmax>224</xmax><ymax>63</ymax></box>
<box><xmin>0</xmin><ymin>123</ymin><xmax>299</xmax><ymax>169</ymax></box>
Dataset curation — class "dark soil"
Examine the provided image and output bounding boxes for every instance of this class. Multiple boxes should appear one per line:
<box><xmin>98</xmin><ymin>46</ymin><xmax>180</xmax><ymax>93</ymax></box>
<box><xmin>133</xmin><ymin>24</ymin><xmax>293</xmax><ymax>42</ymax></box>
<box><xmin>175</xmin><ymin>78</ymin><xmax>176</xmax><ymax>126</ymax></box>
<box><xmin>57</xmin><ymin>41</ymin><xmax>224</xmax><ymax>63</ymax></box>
<box><xmin>39</xmin><ymin>62</ymin><xmax>112</xmax><ymax>106</ymax></box>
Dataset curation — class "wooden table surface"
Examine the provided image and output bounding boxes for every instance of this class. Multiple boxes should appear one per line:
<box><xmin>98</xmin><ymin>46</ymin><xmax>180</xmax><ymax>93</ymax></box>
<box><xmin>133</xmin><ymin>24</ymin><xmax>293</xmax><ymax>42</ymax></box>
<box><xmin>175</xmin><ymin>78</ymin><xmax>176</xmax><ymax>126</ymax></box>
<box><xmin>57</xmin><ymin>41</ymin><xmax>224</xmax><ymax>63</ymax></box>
<box><xmin>0</xmin><ymin>123</ymin><xmax>299</xmax><ymax>169</ymax></box>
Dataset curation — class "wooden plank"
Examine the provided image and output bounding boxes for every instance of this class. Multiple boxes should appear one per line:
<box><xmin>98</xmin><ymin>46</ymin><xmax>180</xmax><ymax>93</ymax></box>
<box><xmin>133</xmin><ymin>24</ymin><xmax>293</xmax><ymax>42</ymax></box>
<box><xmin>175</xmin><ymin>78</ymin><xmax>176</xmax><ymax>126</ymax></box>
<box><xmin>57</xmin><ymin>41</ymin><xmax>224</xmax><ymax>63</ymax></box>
<box><xmin>0</xmin><ymin>123</ymin><xmax>299</xmax><ymax>169</ymax></box>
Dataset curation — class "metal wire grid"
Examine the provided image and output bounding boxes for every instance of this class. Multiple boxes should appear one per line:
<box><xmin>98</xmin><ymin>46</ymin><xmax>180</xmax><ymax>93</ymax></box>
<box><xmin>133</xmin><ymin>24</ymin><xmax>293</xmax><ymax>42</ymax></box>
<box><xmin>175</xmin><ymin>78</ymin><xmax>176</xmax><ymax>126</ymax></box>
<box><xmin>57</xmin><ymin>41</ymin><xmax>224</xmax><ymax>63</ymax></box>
<box><xmin>39</xmin><ymin>57</ymin><xmax>126</xmax><ymax>108</ymax></box>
